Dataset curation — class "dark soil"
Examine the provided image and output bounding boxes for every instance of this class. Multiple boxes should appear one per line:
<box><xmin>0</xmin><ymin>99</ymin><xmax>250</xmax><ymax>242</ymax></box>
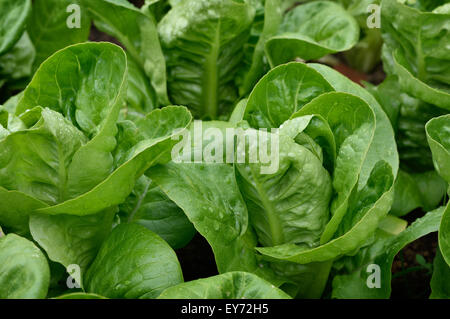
<box><xmin>390</xmin><ymin>209</ymin><xmax>438</xmax><ymax>299</ymax></box>
<box><xmin>176</xmin><ymin>234</ymin><xmax>219</xmax><ymax>282</ymax></box>
<box><xmin>391</xmin><ymin>232</ymin><xmax>437</xmax><ymax>299</ymax></box>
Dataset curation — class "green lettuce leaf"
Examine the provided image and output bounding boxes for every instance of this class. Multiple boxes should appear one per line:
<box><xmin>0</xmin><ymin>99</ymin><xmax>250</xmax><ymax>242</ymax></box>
<box><xmin>158</xmin><ymin>0</ymin><xmax>255</xmax><ymax>118</ymax></box>
<box><xmin>266</xmin><ymin>1</ymin><xmax>359</xmax><ymax>66</ymax></box>
<box><xmin>28</xmin><ymin>0</ymin><xmax>90</xmax><ymax>70</ymax></box>
<box><xmin>331</xmin><ymin>206</ymin><xmax>445</xmax><ymax>298</ymax></box>
<box><xmin>0</xmin><ymin>0</ymin><xmax>31</xmax><ymax>55</ymax></box>
<box><xmin>0</xmin><ymin>233</ymin><xmax>50</xmax><ymax>298</ymax></box>
<box><xmin>119</xmin><ymin>175</ymin><xmax>196</xmax><ymax>249</ymax></box>
<box><xmin>158</xmin><ymin>272</ymin><xmax>291</xmax><ymax>299</ymax></box>
<box><xmin>85</xmin><ymin>0</ymin><xmax>169</xmax><ymax>105</ymax></box>
<box><xmin>85</xmin><ymin>223</ymin><xmax>183</xmax><ymax>298</ymax></box>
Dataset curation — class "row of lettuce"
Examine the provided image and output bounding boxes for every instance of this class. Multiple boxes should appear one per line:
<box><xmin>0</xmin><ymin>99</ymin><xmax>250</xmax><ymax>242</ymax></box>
<box><xmin>0</xmin><ymin>0</ymin><xmax>449</xmax><ymax>299</ymax></box>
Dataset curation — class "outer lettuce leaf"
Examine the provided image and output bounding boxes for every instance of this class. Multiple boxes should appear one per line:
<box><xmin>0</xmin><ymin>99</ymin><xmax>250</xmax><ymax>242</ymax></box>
<box><xmin>148</xmin><ymin>162</ymin><xmax>284</xmax><ymax>286</ymax></box>
<box><xmin>0</xmin><ymin>0</ymin><xmax>31</xmax><ymax>55</ymax></box>
<box><xmin>364</xmin><ymin>76</ymin><xmax>400</xmax><ymax>130</ymax></box>
<box><xmin>53</xmin><ymin>292</ymin><xmax>107</xmax><ymax>299</ymax></box>
<box><xmin>266</xmin><ymin>1</ymin><xmax>359</xmax><ymax>66</ymax></box>
<box><xmin>85</xmin><ymin>0</ymin><xmax>169</xmax><ymax>105</ymax></box>
<box><xmin>0</xmin><ymin>187</ymin><xmax>47</xmax><ymax>236</ymax></box>
<box><xmin>426</xmin><ymin>115</ymin><xmax>450</xmax><ymax>183</ymax></box>
<box><xmin>158</xmin><ymin>272</ymin><xmax>291</xmax><ymax>299</ymax></box>
<box><xmin>28</xmin><ymin>0</ymin><xmax>90</xmax><ymax>70</ymax></box>
<box><xmin>119</xmin><ymin>175</ymin><xmax>196</xmax><ymax>249</ymax></box>
<box><xmin>426</xmin><ymin>115</ymin><xmax>450</xmax><ymax>267</ymax></box>
<box><xmin>430</xmin><ymin>249</ymin><xmax>450</xmax><ymax>299</ymax></box>
<box><xmin>440</xmin><ymin>207</ymin><xmax>450</xmax><ymax>270</ymax></box>
<box><xmin>158</xmin><ymin>0</ymin><xmax>255</xmax><ymax>119</ymax></box>
<box><xmin>85</xmin><ymin>223</ymin><xmax>183</xmax><ymax>299</ymax></box>
<box><xmin>391</xmin><ymin>170</ymin><xmax>447</xmax><ymax>217</ymax></box>
<box><xmin>29</xmin><ymin>207</ymin><xmax>116</xmax><ymax>277</ymax></box>
<box><xmin>237</xmin><ymin>0</ymin><xmax>283</xmax><ymax>96</ymax></box>
<box><xmin>331</xmin><ymin>206</ymin><xmax>445</xmax><ymax>298</ymax></box>
<box><xmin>0</xmin><ymin>233</ymin><xmax>50</xmax><ymax>298</ymax></box>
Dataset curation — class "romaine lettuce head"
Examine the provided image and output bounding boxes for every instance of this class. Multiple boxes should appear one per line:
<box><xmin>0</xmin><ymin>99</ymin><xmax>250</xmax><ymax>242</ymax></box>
<box><xmin>147</xmin><ymin>62</ymin><xmax>398</xmax><ymax>298</ymax></box>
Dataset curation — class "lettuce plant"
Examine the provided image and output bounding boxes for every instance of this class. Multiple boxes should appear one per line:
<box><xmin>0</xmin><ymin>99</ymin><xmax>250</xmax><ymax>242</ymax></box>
<box><xmin>0</xmin><ymin>42</ymin><xmax>193</xmax><ymax>297</ymax></box>
<box><xmin>146</xmin><ymin>62</ymin><xmax>399</xmax><ymax>298</ymax></box>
